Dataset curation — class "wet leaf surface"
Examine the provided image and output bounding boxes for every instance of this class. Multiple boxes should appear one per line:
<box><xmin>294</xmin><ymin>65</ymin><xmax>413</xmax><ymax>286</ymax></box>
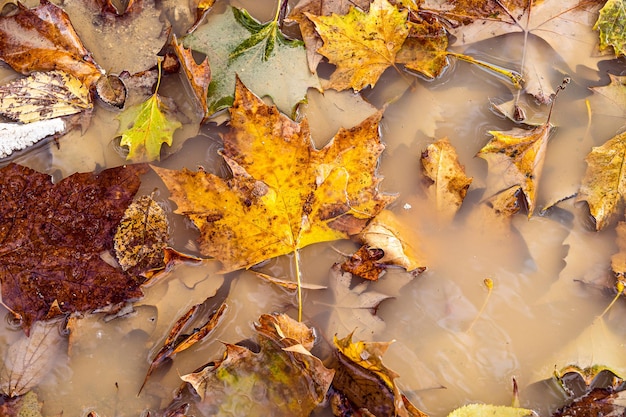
<box><xmin>153</xmin><ymin>79</ymin><xmax>394</xmax><ymax>272</ymax></box>
<box><xmin>594</xmin><ymin>0</ymin><xmax>626</xmax><ymax>57</ymax></box>
<box><xmin>0</xmin><ymin>163</ymin><xmax>148</xmax><ymax>333</ymax></box>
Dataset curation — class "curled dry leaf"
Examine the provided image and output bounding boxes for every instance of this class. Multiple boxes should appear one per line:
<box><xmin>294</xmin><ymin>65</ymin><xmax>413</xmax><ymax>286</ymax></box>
<box><xmin>421</xmin><ymin>137</ymin><xmax>472</xmax><ymax>222</ymax></box>
<box><xmin>577</xmin><ymin>131</ymin><xmax>626</xmax><ymax>230</ymax></box>
<box><xmin>153</xmin><ymin>78</ymin><xmax>394</xmax><ymax>273</ymax></box>
<box><xmin>179</xmin><ymin>313</ymin><xmax>334</xmax><ymax>417</ymax></box>
<box><xmin>114</xmin><ymin>195</ymin><xmax>170</xmax><ymax>276</ymax></box>
<box><xmin>0</xmin><ymin>0</ymin><xmax>103</xmax><ymax>87</ymax></box>
<box><xmin>0</xmin><ymin>163</ymin><xmax>148</xmax><ymax>333</ymax></box>
<box><xmin>0</xmin><ymin>71</ymin><xmax>92</xmax><ymax>123</ymax></box>
<box><xmin>332</xmin><ymin>332</ymin><xmax>427</xmax><ymax>417</ymax></box>
<box><xmin>0</xmin><ymin>315</ymin><xmax>66</xmax><ymax>397</ymax></box>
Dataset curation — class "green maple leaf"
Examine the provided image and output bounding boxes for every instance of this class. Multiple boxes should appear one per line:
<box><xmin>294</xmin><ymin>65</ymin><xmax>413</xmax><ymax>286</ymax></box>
<box><xmin>117</xmin><ymin>76</ymin><xmax>181</xmax><ymax>162</ymax></box>
<box><xmin>183</xmin><ymin>6</ymin><xmax>320</xmax><ymax>117</ymax></box>
<box><xmin>594</xmin><ymin>0</ymin><xmax>626</xmax><ymax>57</ymax></box>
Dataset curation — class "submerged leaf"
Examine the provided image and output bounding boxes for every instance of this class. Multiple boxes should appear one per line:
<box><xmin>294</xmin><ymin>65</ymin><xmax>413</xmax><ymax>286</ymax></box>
<box><xmin>577</xmin><ymin>131</ymin><xmax>626</xmax><ymax>230</ymax></box>
<box><xmin>179</xmin><ymin>313</ymin><xmax>334</xmax><ymax>417</ymax></box>
<box><xmin>153</xmin><ymin>79</ymin><xmax>394</xmax><ymax>273</ymax></box>
<box><xmin>0</xmin><ymin>163</ymin><xmax>148</xmax><ymax>333</ymax></box>
<box><xmin>0</xmin><ymin>71</ymin><xmax>92</xmax><ymax>123</ymax></box>
<box><xmin>307</xmin><ymin>0</ymin><xmax>409</xmax><ymax>91</ymax></box>
<box><xmin>184</xmin><ymin>6</ymin><xmax>320</xmax><ymax>116</ymax></box>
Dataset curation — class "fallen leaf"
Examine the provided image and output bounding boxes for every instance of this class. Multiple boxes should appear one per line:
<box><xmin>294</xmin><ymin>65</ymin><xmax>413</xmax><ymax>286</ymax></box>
<box><xmin>95</xmin><ymin>74</ymin><xmax>127</xmax><ymax>109</ymax></box>
<box><xmin>0</xmin><ymin>163</ymin><xmax>148</xmax><ymax>333</ymax></box>
<box><xmin>153</xmin><ymin>78</ymin><xmax>394</xmax><ymax>273</ymax></box>
<box><xmin>307</xmin><ymin>0</ymin><xmax>409</xmax><ymax>91</ymax></box>
<box><xmin>179</xmin><ymin>313</ymin><xmax>334</xmax><ymax>417</ymax></box>
<box><xmin>117</xmin><ymin>62</ymin><xmax>182</xmax><ymax>162</ymax></box>
<box><xmin>332</xmin><ymin>332</ymin><xmax>427</xmax><ymax>417</ymax></box>
<box><xmin>0</xmin><ymin>391</ymin><xmax>43</xmax><ymax>417</ymax></box>
<box><xmin>183</xmin><ymin>5</ymin><xmax>320</xmax><ymax>116</ymax></box>
<box><xmin>171</xmin><ymin>34</ymin><xmax>211</xmax><ymax>121</ymax></box>
<box><xmin>139</xmin><ymin>301</ymin><xmax>226</xmax><ymax>393</ymax></box>
<box><xmin>0</xmin><ymin>118</ymin><xmax>66</xmax><ymax>159</ymax></box>
<box><xmin>423</xmin><ymin>0</ymin><xmax>604</xmax><ymax>102</ymax></box>
<box><xmin>396</xmin><ymin>15</ymin><xmax>450</xmax><ymax>79</ymax></box>
<box><xmin>612</xmin><ymin>221</ymin><xmax>626</xmax><ymax>280</ymax></box>
<box><xmin>447</xmin><ymin>404</ymin><xmax>536</xmax><ymax>417</ymax></box>
<box><xmin>341</xmin><ymin>246</ymin><xmax>387</xmax><ymax>281</ymax></box>
<box><xmin>114</xmin><ymin>195</ymin><xmax>170</xmax><ymax>276</ymax></box>
<box><xmin>421</xmin><ymin>137</ymin><xmax>473</xmax><ymax>222</ymax></box>
<box><xmin>589</xmin><ymin>73</ymin><xmax>626</xmax><ymax>119</ymax></box>
<box><xmin>288</xmin><ymin>0</ymin><xmax>372</xmax><ymax>72</ymax></box>
<box><xmin>577</xmin><ymin>131</ymin><xmax>626</xmax><ymax>230</ymax></box>
<box><xmin>0</xmin><ymin>71</ymin><xmax>92</xmax><ymax>123</ymax></box>
<box><xmin>0</xmin><ymin>314</ymin><xmax>66</xmax><ymax>397</ymax></box>
<box><xmin>594</xmin><ymin>0</ymin><xmax>626</xmax><ymax>57</ymax></box>
<box><xmin>0</xmin><ymin>0</ymin><xmax>103</xmax><ymax>87</ymax></box>
<box><xmin>477</xmin><ymin>119</ymin><xmax>554</xmax><ymax>217</ymax></box>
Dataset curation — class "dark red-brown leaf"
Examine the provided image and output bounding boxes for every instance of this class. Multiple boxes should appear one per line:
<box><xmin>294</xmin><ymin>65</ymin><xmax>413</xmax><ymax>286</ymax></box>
<box><xmin>0</xmin><ymin>163</ymin><xmax>148</xmax><ymax>333</ymax></box>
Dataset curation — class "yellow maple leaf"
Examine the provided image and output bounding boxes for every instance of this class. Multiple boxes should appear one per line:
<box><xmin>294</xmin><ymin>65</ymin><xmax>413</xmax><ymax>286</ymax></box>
<box><xmin>306</xmin><ymin>0</ymin><xmax>409</xmax><ymax>91</ymax></box>
<box><xmin>477</xmin><ymin>121</ymin><xmax>553</xmax><ymax>217</ymax></box>
<box><xmin>153</xmin><ymin>78</ymin><xmax>394</xmax><ymax>317</ymax></box>
<box><xmin>577</xmin><ymin>131</ymin><xmax>626</xmax><ymax>231</ymax></box>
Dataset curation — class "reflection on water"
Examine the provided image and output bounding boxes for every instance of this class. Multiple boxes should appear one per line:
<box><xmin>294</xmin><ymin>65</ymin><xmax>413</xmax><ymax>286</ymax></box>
<box><xmin>1</xmin><ymin>0</ymin><xmax>626</xmax><ymax>416</ymax></box>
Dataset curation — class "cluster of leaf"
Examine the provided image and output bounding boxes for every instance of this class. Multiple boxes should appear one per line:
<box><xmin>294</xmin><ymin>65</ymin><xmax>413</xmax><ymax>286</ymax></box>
<box><xmin>1</xmin><ymin>0</ymin><xmax>626</xmax><ymax>415</ymax></box>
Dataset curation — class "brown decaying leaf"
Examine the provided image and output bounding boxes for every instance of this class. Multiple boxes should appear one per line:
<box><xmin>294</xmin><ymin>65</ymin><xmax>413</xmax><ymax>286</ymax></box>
<box><xmin>421</xmin><ymin>137</ymin><xmax>472</xmax><ymax>222</ymax></box>
<box><xmin>0</xmin><ymin>315</ymin><xmax>66</xmax><ymax>397</ymax></box>
<box><xmin>611</xmin><ymin>220</ymin><xmax>626</xmax><ymax>281</ymax></box>
<box><xmin>0</xmin><ymin>163</ymin><xmax>148</xmax><ymax>333</ymax></box>
<box><xmin>171</xmin><ymin>34</ymin><xmax>211</xmax><ymax>121</ymax></box>
<box><xmin>114</xmin><ymin>195</ymin><xmax>170</xmax><ymax>276</ymax></box>
<box><xmin>139</xmin><ymin>301</ymin><xmax>227</xmax><ymax>394</ymax></box>
<box><xmin>0</xmin><ymin>391</ymin><xmax>43</xmax><ymax>417</ymax></box>
<box><xmin>0</xmin><ymin>0</ymin><xmax>103</xmax><ymax>88</ymax></box>
<box><xmin>341</xmin><ymin>246</ymin><xmax>386</xmax><ymax>281</ymax></box>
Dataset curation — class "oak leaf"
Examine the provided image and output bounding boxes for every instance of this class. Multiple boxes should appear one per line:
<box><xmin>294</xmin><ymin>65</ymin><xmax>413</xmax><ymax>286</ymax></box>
<box><xmin>421</xmin><ymin>137</ymin><xmax>472</xmax><ymax>222</ymax></box>
<box><xmin>594</xmin><ymin>0</ymin><xmax>626</xmax><ymax>57</ymax></box>
<box><xmin>0</xmin><ymin>0</ymin><xmax>103</xmax><ymax>88</ymax></box>
<box><xmin>0</xmin><ymin>163</ymin><xmax>148</xmax><ymax>333</ymax></box>
<box><xmin>477</xmin><ymin>120</ymin><xmax>553</xmax><ymax>217</ymax></box>
<box><xmin>153</xmin><ymin>78</ymin><xmax>394</xmax><ymax>273</ymax></box>
<box><xmin>183</xmin><ymin>6</ymin><xmax>320</xmax><ymax>116</ymax></box>
<box><xmin>179</xmin><ymin>313</ymin><xmax>334</xmax><ymax>417</ymax></box>
<box><xmin>332</xmin><ymin>332</ymin><xmax>427</xmax><ymax>417</ymax></box>
<box><xmin>577</xmin><ymin>131</ymin><xmax>626</xmax><ymax>230</ymax></box>
<box><xmin>0</xmin><ymin>71</ymin><xmax>92</xmax><ymax>124</ymax></box>
<box><xmin>306</xmin><ymin>0</ymin><xmax>409</xmax><ymax>91</ymax></box>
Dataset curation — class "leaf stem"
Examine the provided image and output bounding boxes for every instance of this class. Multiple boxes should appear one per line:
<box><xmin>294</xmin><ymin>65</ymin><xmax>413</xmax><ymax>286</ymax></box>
<box><xmin>295</xmin><ymin>249</ymin><xmax>303</xmax><ymax>322</ymax></box>
<box><xmin>597</xmin><ymin>280</ymin><xmax>624</xmax><ymax>320</ymax></box>
<box><xmin>466</xmin><ymin>278</ymin><xmax>494</xmax><ymax>332</ymax></box>
<box><xmin>154</xmin><ymin>56</ymin><xmax>164</xmax><ymax>94</ymax></box>
<box><xmin>447</xmin><ymin>52</ymin><xmax>523</xmax><ymax>89</ymax></box>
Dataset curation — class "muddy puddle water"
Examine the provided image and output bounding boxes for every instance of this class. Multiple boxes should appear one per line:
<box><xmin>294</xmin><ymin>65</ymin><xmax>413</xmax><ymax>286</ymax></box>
<box><xmin>1</xmin><ymin>0</ymin><xmax>625</xmax><ymax>416</ymax></box>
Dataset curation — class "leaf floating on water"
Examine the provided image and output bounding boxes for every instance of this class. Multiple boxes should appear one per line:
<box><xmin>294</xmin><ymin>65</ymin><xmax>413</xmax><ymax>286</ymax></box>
<box><xmin>447</xmin><ymin>404</ymin><xmax>537</xmax><ymax>417</ymax></box>
<box><xmin>0</xmin><ymin>390</ymin><xmax>43</xmax><ymax>417</ymax></box>
<box><xmin>594</xmin><ymin>0</ymin><xmax>626</xmax><ymax>57</ymax></box>
<box><xmin>171</xmin><ymin>34</ymin><xmax>211</xmax><ymax>121</ymax></box>
<box><xmin>0</xmin><ymin>118</ymin><xmax>66</xmax><ymax>159</ymax></box>
<box><xmin>0</xmin><ymin>1</ymin><xmax>103</xmax><ymax>87</ymax></box>
<box><xmin>578</xmin><ymin>131</ymin><xmax>626</xmax><ymax>230</ymax></box>
<box><xmin>0</xmin><ymin>163</ymin><xmax>148</xmax><ymax>333</ymax></box>
<box><xmin>179</xmin><ymin>313</ymin><xmax>334</xmax><ymax>417</ymax></box>
<box><xmin>0</xmin><ymin>71</ymin><xmax>92</xmax><ymax>123</ymax></box>
<box><xmin>114</xmin><ymin>195</ymin><xmax>170</xmax><ymax>276</ymax></box>
<box><xmin>332</xmin><ymin>332</ymin><xmax>428</xmax><ymax>417</ymax></box>
<box><xmin>184</xmin><ymin>5</ymin><xmax>320</xmax><ymax>116</ymax></box>
<box><xmin>421</xmin><ymin>138</ymin><xmax>473</xmax><ymax>222</ymax></box>
<box><xmin>0</xmin><ymin>315</ymin><xmax>66</xmax><ymax>397</ymax></box>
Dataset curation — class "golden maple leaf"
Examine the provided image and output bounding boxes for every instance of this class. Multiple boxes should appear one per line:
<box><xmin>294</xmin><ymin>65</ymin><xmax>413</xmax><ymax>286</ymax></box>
<box><xmin>153</xmin><ymin>78</ymin><xmax>394</xmax><ymax>274</ymax></box>
<box><xmin>306</xmin><ymin>0</ymin><xmax>409</xmax><ymax>91</ymax></box>
<box><xmin>476</xmin><ymin>122</ymin><xmax>553</xmax><ymax>217</ymax></box>
<box><xmin>577</xmin><ymin>131</ymin><xmax>626</xmax><ymax>231</ymax></box>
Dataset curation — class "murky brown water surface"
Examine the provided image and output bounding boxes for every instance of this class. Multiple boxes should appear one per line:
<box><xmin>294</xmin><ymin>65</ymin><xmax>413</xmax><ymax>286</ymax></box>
<box><xmin>1</xmin><ymin>0</ymin><xmax>626</xmax><ymax>416</ymax></box>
